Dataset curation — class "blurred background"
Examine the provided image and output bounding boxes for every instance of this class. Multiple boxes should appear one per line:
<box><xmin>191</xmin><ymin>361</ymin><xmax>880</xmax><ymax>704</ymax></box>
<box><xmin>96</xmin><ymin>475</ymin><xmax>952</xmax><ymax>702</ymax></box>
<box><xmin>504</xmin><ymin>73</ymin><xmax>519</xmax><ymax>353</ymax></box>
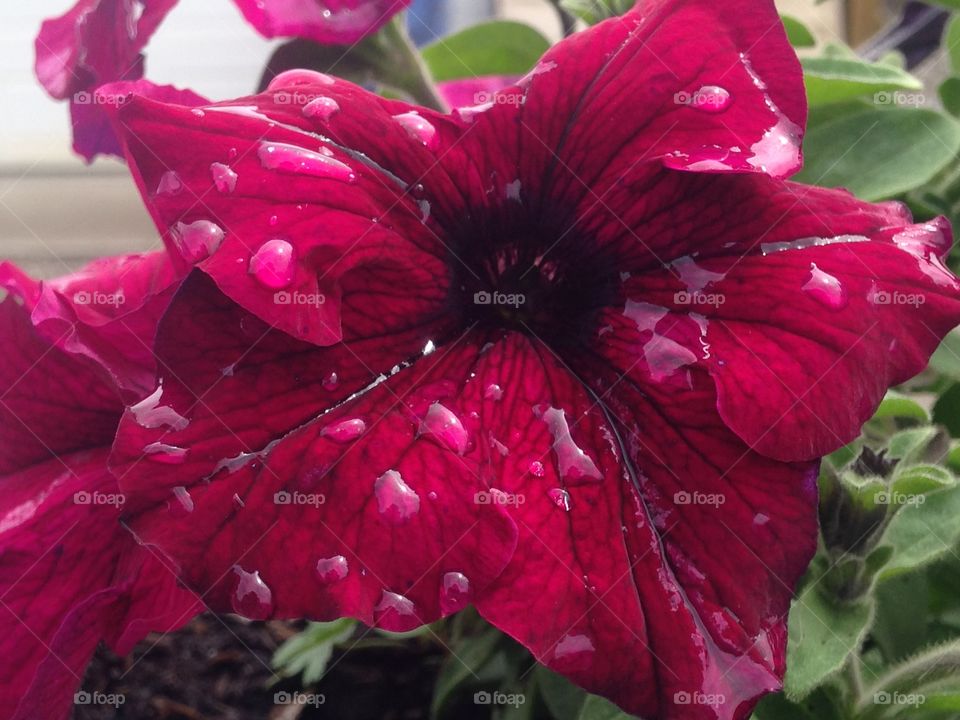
<box><xmin>0</xmin><ymin>0</ymin><xmax>938</xmax><ymax>277</ymax></box>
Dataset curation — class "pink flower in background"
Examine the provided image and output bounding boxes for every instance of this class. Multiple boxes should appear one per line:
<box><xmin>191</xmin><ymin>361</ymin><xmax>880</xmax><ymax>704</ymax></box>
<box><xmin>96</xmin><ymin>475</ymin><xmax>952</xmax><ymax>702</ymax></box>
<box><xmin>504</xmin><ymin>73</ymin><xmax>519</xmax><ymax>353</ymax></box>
<box><xmin>233</xmin><ymin>0</ymin><xmax>411</xmax><ymax>45</ymax></box>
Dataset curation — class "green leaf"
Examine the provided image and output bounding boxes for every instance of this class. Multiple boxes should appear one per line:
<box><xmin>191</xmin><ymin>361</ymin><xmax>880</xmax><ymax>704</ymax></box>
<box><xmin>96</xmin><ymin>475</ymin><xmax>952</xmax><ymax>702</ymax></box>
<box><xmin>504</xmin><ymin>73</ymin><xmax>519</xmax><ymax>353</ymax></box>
<box><xmin>795</xmin><ymin>107</ymin><xmax>960</xmax><ymax>201</ymax></box>
<box><xmin>431</xmin><ymin>628</ymin><xmax>502</xmax><ymax>719</ymax></box>
<box><xmin>802</xmin><ymin>56</ymin><xmax>923</xmax><ymax>106</ymax></box>
<box><xmin>535</xmin><ymin>667</ymin><xmax>641</xmax><ymax>719</ymax></box>
<box><xmin>421</xmin><ymin>21</ymin><xmax>550</xmax><ymax>82</ymax></box>
<box><xmin>890</xmin><ymin>464</ymin><xmax>955</xmax><ymax>498</ymax></box>
<box><xmin>887</xmin><ymin>427</ymin><xmax>949</xmax><ymax>466</ymax></box>
<box><xmin>878</xmin><ymin>485</ymin><xmax>960</xmax><ymax>580</ymax></box>
<box><xmin>782</xmin><ymin>14</ymin><xmax>815</xmax><ymax>48</ymax></box>
<box><xmin>930</xmin><ymin>330</ymin><xmax>960</xmax><ymax>381</ymax></box>
<box><xmin>873</xmin><ymin>573</ymin><xmax>929</xmax><ymax>662</ymax></box>
<box><xmin>784</xmin><ymin>583</ymin><xmax>875</xmax><ymax>699</ymax></box>
<box><xmin>934</xmin><ymin>382</ymin><xmax>960</xmax><ymax>436</ymax></box>
<box><xmin>873</xmin><ymin>390</ymin><xmax>930</xmax><ymax>423</ymax></box>
<box><xmin>946</xmin><ymin>14</ymin><xmax>960</xmax><ymax>73</ymax></box>
<box><xmin>559</xmin><ymin>0</ymin><xmax>633</xmax><ymax>24</ymax></box>
<box><xmin>939</xmin><ymin>77</ymin><xmax>960</xmax><ymax>118</ymax></box>
<box><xmin>857</xmin><ymin>639</ymin><xmax>960</xmax><ymax>717</ymax></box>
<box><xmin>577</xmin><ymin>694</ymin><xmax>640</xmax><ymax>719</ymax></box>
<box><xmin>271</xmin><ymin>619</ymin><xmax>356</xmax><ymax>684</ymax></box>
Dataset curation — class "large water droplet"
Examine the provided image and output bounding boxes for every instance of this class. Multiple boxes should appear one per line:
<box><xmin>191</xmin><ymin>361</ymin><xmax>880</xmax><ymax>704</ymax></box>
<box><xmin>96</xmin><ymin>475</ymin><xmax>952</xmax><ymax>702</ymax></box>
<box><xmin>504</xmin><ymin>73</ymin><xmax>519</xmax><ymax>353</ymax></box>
<box><xmin>547</xmin><ymin>488</ymin><xmax>572</xmax><ymax>511</ymax></box>
<box><xmin>249</xmin><ymin>239</ymin><xmax>296</xmax><ymax>289</ymax></box>
<box><xmin>539</xmin><ymin>407</ymin><xmax>602</xmax><ymax>484</ymax></box>
<box><xmin>439</xmin><ymin>571</ymin><xmax>472</xmax><ymax>614</ymax></box>
<box><xmin>374</xmin><ymin>469</ymin><xmax>420</xmax><ymax>523</ymax></box>
<box><xmin>144</xmin><ymin>442</ymin><xmax>188</xmax><ymax>464</ymax></box>
<box><xmin>686</xmin><ymin>85</ymin><xmax>732</xmax><ymax>113</ymax></box>
<box><xmin>230</xmin><ymin>566</ymin><xmax>274</xmax><ymax>620</ymax></box>
<box><xmin>156</xmin><ymin>170</ymin><xmax>182</xmax><ymax>196</ymax></box>
<box><xmin>131</xmin><ymin>386</ymin><xmax>189</xmax><ymax>431</ymax></box>
<box><xmin>373</xmin><ymin>590</ymin><xmax>417</xmax><ymax>627</ymax></box>
<box><xmin>316</xmin><ymin>555</ymin><xmax>349</xmax><ymax>583</ymax></box>
<box><xmin>321</xmin><ymin>417</ymin><xmax>367</xmax><ymax>443</ymax></box>
<box><xmin>484</xmin><ymin>384</ymin><xmax>503</xmax><ymax>401</ymax></box>
<box><xmin>529</xmin><ymin>460</ymin><xmax>545</xmax><ymax>478</ymax></box>
<box><xmin>302</xmin><ymin>96</ymin><xmax>340</xmax><ymax>121</ymax></box>
<box><xmin>553</xmin><ymin>633</ymin><xmax>596</xmax><ymax>665</ymax></box>
<box><xmin>173</xmin><ymin>220</ymin><xmax>224</xmax><ymax>262</ymax></box>
<box><xmin>419</xmin><ymin>402</ymin><xmax>469</xmax><ymax>455</ymax></box>
<box><xmin>802</xmin><ymin>262</ymin><xmax>847</xmax><ymax>310</ymax></box>
<box><xmin>392</xmin><ymin>112</ymin><xmax>438</xmax><ymax>150</ymax></box>
<box><xmin>210</xmin><ymin>162</ymin><xmax>238</xmax><ymax>193</ymax></box>
<box><xmin>258</xmin><ymin>141</ymin><xmax>356</xmax><ymax>182</ymax></box>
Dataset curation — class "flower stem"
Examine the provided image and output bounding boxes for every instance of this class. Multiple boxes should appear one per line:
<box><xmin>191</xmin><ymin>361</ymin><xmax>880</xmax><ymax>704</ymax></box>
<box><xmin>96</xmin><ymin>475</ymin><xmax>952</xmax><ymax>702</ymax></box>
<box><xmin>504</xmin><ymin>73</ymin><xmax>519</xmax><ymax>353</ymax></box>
<box><xmin>376</xmin><ymin>16</ymin><xmax>449</xmax><ymax>112</ymax></box>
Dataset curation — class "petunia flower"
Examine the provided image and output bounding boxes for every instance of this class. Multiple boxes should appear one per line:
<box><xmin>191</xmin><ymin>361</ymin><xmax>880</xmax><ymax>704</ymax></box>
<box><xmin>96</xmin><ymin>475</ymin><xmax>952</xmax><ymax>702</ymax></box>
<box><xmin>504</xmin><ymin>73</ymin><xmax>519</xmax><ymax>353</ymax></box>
<box><xmin>0</xmin><ymin>254</ymin><xmax>202</xmax><ymax>720</ymax></box>
<box><xmin>15</xmin><ymin>2</ymin><xmax>956</xmax><ymax>720</ymax></box>
<box><xmin>35</xmin><ymin>0</ymin><xmax>410</xmax><ymax>160</ymax></box>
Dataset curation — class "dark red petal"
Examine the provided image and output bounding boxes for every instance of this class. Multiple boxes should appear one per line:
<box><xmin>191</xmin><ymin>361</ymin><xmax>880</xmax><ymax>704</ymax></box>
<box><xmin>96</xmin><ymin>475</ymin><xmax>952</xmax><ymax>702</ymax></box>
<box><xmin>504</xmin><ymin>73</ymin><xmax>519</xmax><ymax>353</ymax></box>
<box><xmin>437</xmin><ymin>76</ymin><xmax>518</xmax><ymax>109</ymax></box>
<box><xmin>455</xmin><ymin>335</ymin><xmax>816</xmax><ymax>719</ymax></box>
<box><xmin>110</xmin><ymin>274</ymin><xmax>516</xmax><ymax>629</ymax></box>
<box><xmin>2</xmin><ymin>251</ymin><xmax>184</xmax><ymax>398</ymax></box>
<box><xmin>459</xmin><ymin>0</ymin><xmax>805</xmax><ymax>221</ymax></box>
<box><xmin>0</xmin><ymin>295</ymin><xmax>119</xmax><ymax>475</ymax></box>
<box><xmin>232</xmin><ymin>0</ymin><xmax>410</xmax><ymax>45</ymax></box>
<box><xmin>0</xmin><ymin>451</ymin><xmax>200</xmax><ymax>720</ymax></box>
<box><xmin>102</xmin><ymin>74</ymin><xmax>468</xmax><ymax>345</ymax></box>
<box><xmin>600</xmin><ymin>175</ymin><xmax>960</xmax><ymax>461</ymax></box>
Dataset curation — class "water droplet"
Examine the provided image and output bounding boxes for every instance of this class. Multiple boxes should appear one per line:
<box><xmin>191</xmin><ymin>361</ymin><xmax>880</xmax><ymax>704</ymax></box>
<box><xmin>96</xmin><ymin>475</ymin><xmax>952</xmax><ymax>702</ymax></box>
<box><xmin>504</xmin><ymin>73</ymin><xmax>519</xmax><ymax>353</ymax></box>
<box><xmin>392</xmin><ymin>112</ymin><xmax>439</xmax><ymax>150</ymax></box>
<box><xmin>321</xmin><ymin>417</ymin><xmax>367</xmax><ymax>443</ymax></box>
<box><xmin>802</xmin><ymin>263</ymin><xmax>847</xmax><ymax>310</ymax></box>
<box><xmin>156</xmin><ymin>170</ymin><xmax>182</xmax><ymax>196</ymax></box>
<box><xmin>258</xmin><ymin>141</ymin><xmax>356</xmax><ymax>182</ymax></box>
<box><xmin>554</xmin><ymin>633</ymin><xmax>595</xmax><ymax>663</ymax></box>
<box><xmin>373</xmin><ymin>590</ymin><xmax>417</xmax><ymax>627</ymax></box>
<box><xmin>268</xmin><ymin>214</ymin><xmax>279</xmax><ymax>227</ymax></box>
<box><xmin>374</xmin><ymin>469</ymin><xmax>420</xmax><ymax>523</ymax></box>
<box><xmin>170</xmin><ymin>485</ymin><xmax>194</xmax><ymax>515</ymax></box>
<box><xmin>210</xmin><ymin>162</ymin><xmax>238</xmax><ymax>193</ymax></box>
<box><xmin>439</xmin><ymin>571</ymin><xmax>472</xmax><ymax>614</ymax></box>
<box><xmin>484</xmin><ymin>384</ymin><xmax>503</xmax><ymax>401</ymax></box>
<box><xmin>547</xmin><ymin>488</ymin><xmax>572</xmax><ymax>511</ymax></box>
<box><xmin>539</xmin><ymin>407</ymin><xmax>602</xmax><ymax>484</ymax></box>
<box><xmin>529</xmin><ymin>460</ymin><xmax>545</xmax><ymax>477</ymax></box>
<box><xmin>316</xmin><ymin>555</ymin><xmax>348</xmax><ymax>583</ymax></box>
<box><xmin>505</xmin><ymin>179</ymin><xmax>522</xmax><ymax>202</ymax></box>
<box><xmin>687</xmin><ymin>85</ymin><xmax>732</xmax><ymax>113</ymax></box>
<box><xmin>144</xmin><ymin>442</ymin><xmax>188</xmax><ymax>464</ymax></box>
<box><xmin>302</xmin><ymin>96</ymin><xmax>340</xmax><ymax>121</ymax></box>
<box><xmin>230</xmin><ymin>566</ymin><xmax>274</xmax><ymax>620</ymax></box>
<box><xmin>173</xmin><ymin>220</ymin><xmax>224</xmax><ymax>262</ymax></box>
<box><xmin>131</xmin><ymin>386</ymin><xmax>189</xmax><ymax>431</ymax></box>
<box><xmin>249</xmin><ymin>239</ymin><xmax>296</xmax><ymax>289</ymax></box>
<box><xmin>419</xmin><ymin>402</ymin><xmax>469</xmax><ymax>455</ymax></box>
<box><xmin>191</xmin><ymin>108</ymin><xmax>205</xmax><ymax>118</ymax></box>
<box><xmin>267</xmin><ymin>69</ymin><xmax>335</xmax><ymax>90</ymax></box>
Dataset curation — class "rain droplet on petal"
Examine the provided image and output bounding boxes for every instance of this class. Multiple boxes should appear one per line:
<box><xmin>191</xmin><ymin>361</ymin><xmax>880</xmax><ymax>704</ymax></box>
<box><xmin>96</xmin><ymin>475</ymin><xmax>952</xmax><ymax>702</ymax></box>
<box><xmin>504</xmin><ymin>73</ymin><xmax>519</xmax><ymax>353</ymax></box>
<box><xmin>156</xmin><ymin>170</ymin><xmax>183</xmax><ymax>196</ymax></box>
<box><xmin>170</xmin><ymin>485</ymin><xmax>194</xmax><ymax>515</ymax></box>
<box><xmin>323</xmin><ymin>372</ymin><xmax>339</xmax><ymax>390</ymax></box>
<box><xmin>173</xmin><ymin>220</ymin><xmax>224</xmax><ymax>262</ymax></box>
<box><xmin>321</xmin><ymin>417</ymin><xmax>367</xmax><ymax>443</ymax></box>
<box><xmin>302</xmin><ymin>96</ymin><xmax>340</xmax><ymax>121</ymax></box>
<box><xmin>210</xmin><ymin>162</ymin><xmax>238</xmax><ymax>193</ymax></box>
<box><xmin>484</xmin><ymin>384</ymin><xmax>503</xmax><ymax>401</ymax></box>
<box><xmin>554</xmin><ymin>633</ymin><xmax>595</xmax><ymax>665</ymax></box>
<box><xmin>802</xmin><ymin>262</ymin><xmax>847</xmax><ymax>310</ymax></box>
<box><xmin>316</xmin><ymin>555</ymin><xmax>349</xmax><ymax>583</ymax></box>
<box><xmin>131</xmin><ymin>386</ymin><xmax>189</xmax><ymax>431</ymax></box>
<box><xmin>230</xmin><ymin>565</ymin><xmax>274</xmax><ymax>620</ymax></box>
<box><xmin>539</xmin><ymin>407</ymin><xmax>602</xmax><ymax>484</ymax></box>
<box><xmin>373</xmin><ymin>589</ymin><xmax>417</xmax><ymax>627</ymax></box>
<box><xmin>374</xmin><ymin>469</ymin><xmax>420</xmax><ymax>523</ymax></box>
<box><xmin>529</xmin><ymin>460</ymin><xmax>545</xmax><ymax>477</ymax></box>
<box><xmin>392</xmin><ymin>112</ymin><xmax>439</xmax><ymax>150</ymax></box>
<box><xmin>249</xmin><ymin>239</ymin><xmax>296</xmax><ymax>289</ymax></box>
<box><xmin>439</xmin><ymin>571</ymin><xmax>472</xmax><ymax>614</ymax></box>
<box><xmin>547</xmin><ymin>488</ymin><xmax>572</xmax><ymax>511</ymax></box>
<box><xmin>144</xmin><ymin>442</ymin><xmax>188</xmax><ymax>464</ymax></box>
<box><xmin>686</xmin><ymin>85</ymin><xmax>732</xmax><ymax>113</ymax></box>
<box><xmin>419</xmin><ymin>402</ymin><xmax>470</xmax><ymax>455</ymax></box>
<box><xmin>257</xmin><ymin>141</ymin><xmax>356</xmax><ymax>182</ymax></box>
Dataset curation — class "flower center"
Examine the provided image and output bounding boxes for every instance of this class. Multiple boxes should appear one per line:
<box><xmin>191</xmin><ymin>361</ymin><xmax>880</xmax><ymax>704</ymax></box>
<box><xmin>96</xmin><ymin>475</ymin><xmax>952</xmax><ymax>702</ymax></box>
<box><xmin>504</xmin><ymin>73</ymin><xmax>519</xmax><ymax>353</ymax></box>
<box><xmin>454</xmin><ymin>227</ymin><xmax>621</xmax><ymax>347</ymax></box>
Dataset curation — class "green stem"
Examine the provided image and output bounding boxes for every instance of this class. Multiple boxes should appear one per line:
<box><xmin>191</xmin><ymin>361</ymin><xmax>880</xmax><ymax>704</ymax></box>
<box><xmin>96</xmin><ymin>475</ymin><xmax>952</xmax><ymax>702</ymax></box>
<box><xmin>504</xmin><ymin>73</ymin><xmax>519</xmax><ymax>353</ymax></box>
<box><xmin>376</xmin><ymin>16</ymin><xmax>449</xmax><ymax>112</ymax></box>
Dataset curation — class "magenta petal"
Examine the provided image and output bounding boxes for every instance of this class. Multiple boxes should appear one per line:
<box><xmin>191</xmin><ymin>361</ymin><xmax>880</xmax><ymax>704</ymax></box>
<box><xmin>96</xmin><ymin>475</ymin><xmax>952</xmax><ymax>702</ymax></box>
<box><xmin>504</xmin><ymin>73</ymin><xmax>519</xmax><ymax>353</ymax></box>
<box><xmin>109</xmin><ymin>274</ymin><xmax>517</xmax><ymax>628</ymax></box>
<box><xmin>232</xmin><ymin>0</ymin><xmax>411</xmax><ymax>45</ymax></box>
<box><xmin>437</xmin><ymin>76</ymin><xmax>518</xmax><ymax>109</ymax></box>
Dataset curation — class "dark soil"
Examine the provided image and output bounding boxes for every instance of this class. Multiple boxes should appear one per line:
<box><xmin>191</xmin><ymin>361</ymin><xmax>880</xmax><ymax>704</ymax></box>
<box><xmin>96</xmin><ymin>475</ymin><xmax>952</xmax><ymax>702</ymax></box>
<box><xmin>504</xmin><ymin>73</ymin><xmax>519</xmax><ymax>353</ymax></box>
<box><xmin>73</xmin><ymin>614</ymin><xmax>445</xmax><ymax>720</ymax></box>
